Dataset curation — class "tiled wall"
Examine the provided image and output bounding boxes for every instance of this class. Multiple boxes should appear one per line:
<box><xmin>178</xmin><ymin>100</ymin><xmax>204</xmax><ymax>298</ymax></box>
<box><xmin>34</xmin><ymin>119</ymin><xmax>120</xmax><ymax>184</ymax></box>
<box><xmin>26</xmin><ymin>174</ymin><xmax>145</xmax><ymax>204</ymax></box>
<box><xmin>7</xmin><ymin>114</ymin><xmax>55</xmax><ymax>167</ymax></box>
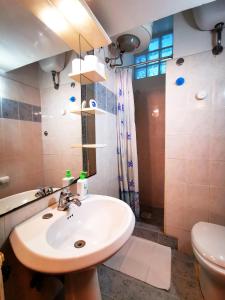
<box><xmin>94</xmin><ymin>83</ymin><xmax>117</xmax><ymax>115</ymax></box>
<box><xmin>0</xmin><ymin>66</ymin><xmax>44</xmax><ymax>198</ymax></box>
<box><xmin>165</xmin><ymin>50</ymin><xmax>225</xmax><ymax>254</ymax></box>
<box><xmin>39</xmin><ymin>51</ymin><xmax>83</xmax><ymax>187</ymax></box>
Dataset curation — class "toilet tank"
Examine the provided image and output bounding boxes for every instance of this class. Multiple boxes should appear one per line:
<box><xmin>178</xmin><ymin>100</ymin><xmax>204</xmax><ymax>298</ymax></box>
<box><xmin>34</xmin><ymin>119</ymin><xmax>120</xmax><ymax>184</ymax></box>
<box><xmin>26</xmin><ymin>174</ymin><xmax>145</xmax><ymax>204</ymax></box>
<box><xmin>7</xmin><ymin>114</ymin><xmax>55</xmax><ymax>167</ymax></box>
<box><xmin>193</xmin><ymin>0</ymin><xmax>225</xmax><ymax>30</ymax></box>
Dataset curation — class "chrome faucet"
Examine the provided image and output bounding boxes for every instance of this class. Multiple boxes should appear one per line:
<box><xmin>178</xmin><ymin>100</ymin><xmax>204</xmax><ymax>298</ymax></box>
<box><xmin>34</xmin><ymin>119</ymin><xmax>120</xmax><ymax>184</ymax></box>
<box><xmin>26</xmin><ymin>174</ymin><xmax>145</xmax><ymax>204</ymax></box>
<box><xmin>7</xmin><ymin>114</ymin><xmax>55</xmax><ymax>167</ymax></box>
<box><xmin>57</xmin><ymin>190</ymin><xmax>81</xmax><ymax>211</ymax></box>
<box><xmin>35</xmin><ymin>187</ymin><xmax>53</xmax><ymax>198</ymax></box>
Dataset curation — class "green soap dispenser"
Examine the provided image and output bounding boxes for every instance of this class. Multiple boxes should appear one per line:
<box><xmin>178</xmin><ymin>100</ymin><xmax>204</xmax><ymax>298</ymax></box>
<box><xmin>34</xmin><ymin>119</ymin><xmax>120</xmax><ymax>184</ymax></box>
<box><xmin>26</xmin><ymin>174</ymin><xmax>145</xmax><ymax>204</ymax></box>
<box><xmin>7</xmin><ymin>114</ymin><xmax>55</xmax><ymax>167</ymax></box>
<box><xmin>62</xmin><ymin>169</ymin><xmax>75</xmax><ymax>187</ymax></box>
<box><xmin>77</xmin><ymin>171</ymin><xmax>88</xmax><ymax>200</ymax></box>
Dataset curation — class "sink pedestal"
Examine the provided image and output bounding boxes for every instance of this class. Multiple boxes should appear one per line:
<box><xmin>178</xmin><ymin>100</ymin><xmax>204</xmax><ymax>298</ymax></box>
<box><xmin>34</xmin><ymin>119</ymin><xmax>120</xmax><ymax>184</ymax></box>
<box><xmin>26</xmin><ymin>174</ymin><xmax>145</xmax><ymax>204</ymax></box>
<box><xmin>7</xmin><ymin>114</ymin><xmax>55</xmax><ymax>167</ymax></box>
<box><xmin>65</xmin><ymin>267</ymin><xmax>102</xmax><ymax>300</ymax></box>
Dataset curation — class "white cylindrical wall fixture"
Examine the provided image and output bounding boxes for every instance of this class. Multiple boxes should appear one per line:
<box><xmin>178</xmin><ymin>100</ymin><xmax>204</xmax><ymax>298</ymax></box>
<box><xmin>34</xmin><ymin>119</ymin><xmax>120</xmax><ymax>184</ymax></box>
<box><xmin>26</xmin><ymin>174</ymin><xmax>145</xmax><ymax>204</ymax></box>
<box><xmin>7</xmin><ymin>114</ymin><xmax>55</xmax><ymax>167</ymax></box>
<box><xmin>0</xmin><ymin>176</ymin><xmax>10</xmax><ymax>184</ymax></box>
<box><xmin>195</xmin><ymin>90</ymin><xmax>208</xmax><ymax>100</ymax></box>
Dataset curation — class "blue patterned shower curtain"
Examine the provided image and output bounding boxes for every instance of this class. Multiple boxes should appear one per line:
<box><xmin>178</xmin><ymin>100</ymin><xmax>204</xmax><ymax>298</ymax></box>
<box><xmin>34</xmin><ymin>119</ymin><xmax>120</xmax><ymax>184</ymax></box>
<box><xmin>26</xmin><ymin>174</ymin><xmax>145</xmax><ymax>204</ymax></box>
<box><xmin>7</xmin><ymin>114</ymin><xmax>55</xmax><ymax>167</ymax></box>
<box><xmin>116</xmin><ymin>68</ymin><xmax>140</xmax><ymax>217</ymax></box>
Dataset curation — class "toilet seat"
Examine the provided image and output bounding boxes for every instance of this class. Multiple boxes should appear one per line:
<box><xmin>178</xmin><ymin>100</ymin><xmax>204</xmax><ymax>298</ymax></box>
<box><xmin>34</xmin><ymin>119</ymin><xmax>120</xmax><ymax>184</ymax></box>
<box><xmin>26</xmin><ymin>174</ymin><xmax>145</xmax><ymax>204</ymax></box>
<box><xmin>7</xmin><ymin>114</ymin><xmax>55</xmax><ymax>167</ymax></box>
<box><xmin>191</xmin><ymin>222</ymin><xmax>225</xmax><ymax>269</ymax></box>
<box><xmin>193</xmin><ymin>243</ymin><xmax>225</xmax><ymax>277</ymax></box>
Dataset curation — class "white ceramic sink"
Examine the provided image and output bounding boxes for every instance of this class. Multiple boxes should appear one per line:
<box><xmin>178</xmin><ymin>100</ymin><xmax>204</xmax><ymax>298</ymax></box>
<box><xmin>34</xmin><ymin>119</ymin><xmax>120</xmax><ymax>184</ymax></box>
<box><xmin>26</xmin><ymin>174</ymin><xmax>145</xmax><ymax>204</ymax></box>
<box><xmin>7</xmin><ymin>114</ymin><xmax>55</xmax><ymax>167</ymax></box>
<box><xmin>10</xmin><ymin>194</ymin><xmax>135</xmax><ymax>274</ymax></box>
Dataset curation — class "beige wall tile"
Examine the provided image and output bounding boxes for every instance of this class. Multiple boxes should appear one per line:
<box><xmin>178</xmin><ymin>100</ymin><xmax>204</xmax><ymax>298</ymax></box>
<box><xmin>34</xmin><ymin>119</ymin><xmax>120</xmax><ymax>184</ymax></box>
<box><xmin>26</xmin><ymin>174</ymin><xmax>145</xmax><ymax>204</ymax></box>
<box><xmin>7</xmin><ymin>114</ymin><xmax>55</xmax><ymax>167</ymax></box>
<box><xmin>2</xmin><ymin>119</ymin><xmax>22</xmax><ymax>159</ymax></box>
<box><xmin>186</xmin><ymin>159</ymin><xmax>209</xmax><ymax>185</ymax></box>
<box><xmin>183</xmin><ymin>207</ymin><xmax>209</xmax><ymax>231</ymax></box>
<box><xmin>209</xmin><ymin>187</ymin><xmax>225</xmax><ymax>226</ymax></box>
<box><xmin>166</xmin><ymin>134</ymin><xmax>186</xmax><ymax>159</ymax></box>
<box><xmin>212</xmin><ymin>78</ymin><xmax>225</xmax><ymax>109</ymax></box>
<box><xmin>165</xmin><ymin>159</ymin><xmax>186</xmax><ymax>184</ymax></box>
<box><xmin>165</xmin><ymin>50</ymin><xmax>225</xmax><ymax>254</ymax></box>
<box><xmin>211</xmin><ymin>110</ymin><xmax>225</xmax><ymax>136</ymax></box>
<box><xmin>185</xmin><ymin>110</ymin><xmax>211</xmax><ymax>136</ymax></box>
<box><xmin>210</xmin><ymin>136</ymin><xmax>225</xmax><ymax>161</ymax></box>
<box><xmin>0</xmin><ymin>65</ymin><xmax>44</xmax><ymax>199</ymax></box>
<box><xmin>186</xmin><ymin>184</ymin><xmax>210</xmax><ymax>210</ymax></box>
<box><xmin>164</xmin><ymin>182</ymin><xmax>187</xmax><ymax>209</ymax></box>
<box><xmin>185</xmin><ymin>135</ymin><xmax>209</xmax><ymax>160</ymax></box>
<box><xmin>166</xmin><ymin>108</ymin><xmax>187</xmax><ymax>135</ymax></box>
<box><xmin>209</xmin><ymin>161</ymin><xmax>225</xmax><ymax>187</ymax></box>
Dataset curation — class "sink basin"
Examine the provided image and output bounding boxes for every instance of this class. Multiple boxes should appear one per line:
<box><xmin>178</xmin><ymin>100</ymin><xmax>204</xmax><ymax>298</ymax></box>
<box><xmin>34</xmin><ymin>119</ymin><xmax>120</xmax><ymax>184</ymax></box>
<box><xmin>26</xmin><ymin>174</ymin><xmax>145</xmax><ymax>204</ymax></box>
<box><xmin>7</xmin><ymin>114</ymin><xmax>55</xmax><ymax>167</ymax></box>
<box><xmin>10</xmin><ymin>194</ymin><xmax>135</xmax><ymax>274</ymax></box>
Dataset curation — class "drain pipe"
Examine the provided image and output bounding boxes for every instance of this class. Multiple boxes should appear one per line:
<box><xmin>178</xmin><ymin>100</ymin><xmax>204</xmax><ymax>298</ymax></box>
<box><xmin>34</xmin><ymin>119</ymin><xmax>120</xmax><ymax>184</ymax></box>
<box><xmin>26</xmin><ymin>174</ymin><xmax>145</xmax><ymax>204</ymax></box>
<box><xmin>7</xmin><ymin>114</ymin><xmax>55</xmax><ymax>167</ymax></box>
<box><xmin>212</xmin><ymin>22</ymin><xmax>224</xmax><ymax>55</ymax></box>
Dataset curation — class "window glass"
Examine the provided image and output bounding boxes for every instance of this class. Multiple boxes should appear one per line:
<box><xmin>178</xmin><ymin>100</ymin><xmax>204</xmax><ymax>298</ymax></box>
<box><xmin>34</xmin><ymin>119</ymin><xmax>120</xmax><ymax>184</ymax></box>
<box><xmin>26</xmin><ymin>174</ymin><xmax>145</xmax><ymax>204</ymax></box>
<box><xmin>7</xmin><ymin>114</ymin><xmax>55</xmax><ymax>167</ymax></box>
<box><xmin>161</xmin><ymin>33</ymin><xmax>173</xmax><ymax>48</ymax></box>
<box><xmin>134</xmin><ymin>32</ymin><xmax>173</xmax><ymax>79</ymax></box>
<box><xmin>135</xmin><ymin>67</ymin><xmax>146</xmax><ymax>79</ymax></box>
<box><xmin>135</xmin><ymin>55</ymin><xmax>146</xmax><ymax>64</ymax></box>
<box><xmin>160</xmin><ymin>61</ymin><xmax>166</xmax><ymax>74</ymax></box>
<box><xmin>161</xmin><ymin>47</ymin><xmax>173</xmax><ymax>58</ymax></box>
<box><xmin>147</xmin><ymin>51</ymin><xmax>159</xmax><ymax>61</ymax></box>
<box><xmin>147</xmin><ymin>63</ymin><xmax>159</xmax><ymax>77</ymax></box>
<box><xmin>148</xmin><ymin>38</ymin><xmax>159</xmax><ymax>51</ymax></box>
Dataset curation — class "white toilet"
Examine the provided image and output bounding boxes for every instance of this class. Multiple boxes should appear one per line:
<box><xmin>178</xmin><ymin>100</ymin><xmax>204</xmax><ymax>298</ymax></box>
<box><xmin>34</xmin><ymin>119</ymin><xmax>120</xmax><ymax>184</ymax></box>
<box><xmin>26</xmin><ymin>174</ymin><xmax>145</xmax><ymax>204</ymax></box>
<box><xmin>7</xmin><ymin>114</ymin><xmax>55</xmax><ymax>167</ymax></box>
<box><xmin>191</xmin><ymin>222</ymin><xmax>225</xmax><ymax>300</ymax></box>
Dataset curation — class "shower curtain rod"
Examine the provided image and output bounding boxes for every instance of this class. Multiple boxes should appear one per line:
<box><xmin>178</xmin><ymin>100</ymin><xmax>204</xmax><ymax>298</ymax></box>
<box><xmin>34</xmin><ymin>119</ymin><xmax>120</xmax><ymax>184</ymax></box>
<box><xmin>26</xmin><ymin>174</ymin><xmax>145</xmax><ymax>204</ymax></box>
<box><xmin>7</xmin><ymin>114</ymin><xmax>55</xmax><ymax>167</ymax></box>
<box><xmin>116</xmin><ymin>56</ymin><xmax>172</xmax><ymax>70</ymax></box>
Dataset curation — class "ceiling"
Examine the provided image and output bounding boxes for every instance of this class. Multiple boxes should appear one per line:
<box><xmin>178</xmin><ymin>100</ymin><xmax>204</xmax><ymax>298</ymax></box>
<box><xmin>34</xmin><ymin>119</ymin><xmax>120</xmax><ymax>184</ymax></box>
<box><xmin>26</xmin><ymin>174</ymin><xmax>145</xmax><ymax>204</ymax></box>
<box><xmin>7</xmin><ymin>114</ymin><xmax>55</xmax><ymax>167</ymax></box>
<box><xmin>85</xmin><ymin>0</ymin><xmax>215</xmax><ymax>36</ymax></box>
<box><xmin>0</xmin><ymin>0</ymin><xmax>69</xmax><ymax>72</ymax></box>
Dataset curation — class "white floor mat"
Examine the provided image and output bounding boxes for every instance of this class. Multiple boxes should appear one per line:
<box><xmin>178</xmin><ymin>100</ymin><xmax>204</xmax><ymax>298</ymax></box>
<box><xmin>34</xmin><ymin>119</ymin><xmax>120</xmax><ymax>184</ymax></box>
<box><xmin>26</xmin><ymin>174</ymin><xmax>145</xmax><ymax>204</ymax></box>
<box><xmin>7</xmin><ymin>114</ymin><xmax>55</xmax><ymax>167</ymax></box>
<box><xmin>104</xmin><ymin>236</ymin><xmax>171</xmax><ymax>290</ymax></box>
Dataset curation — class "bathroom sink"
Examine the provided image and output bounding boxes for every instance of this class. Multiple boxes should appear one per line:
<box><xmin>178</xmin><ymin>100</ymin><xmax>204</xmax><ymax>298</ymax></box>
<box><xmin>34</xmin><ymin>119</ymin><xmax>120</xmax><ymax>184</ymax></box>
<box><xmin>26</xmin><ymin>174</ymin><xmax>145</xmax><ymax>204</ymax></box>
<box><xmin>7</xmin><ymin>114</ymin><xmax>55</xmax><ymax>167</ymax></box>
<box><xmin>10</xmin><ymin>194</ymin><xmax>135</xmax><ymax>274</ymax></box>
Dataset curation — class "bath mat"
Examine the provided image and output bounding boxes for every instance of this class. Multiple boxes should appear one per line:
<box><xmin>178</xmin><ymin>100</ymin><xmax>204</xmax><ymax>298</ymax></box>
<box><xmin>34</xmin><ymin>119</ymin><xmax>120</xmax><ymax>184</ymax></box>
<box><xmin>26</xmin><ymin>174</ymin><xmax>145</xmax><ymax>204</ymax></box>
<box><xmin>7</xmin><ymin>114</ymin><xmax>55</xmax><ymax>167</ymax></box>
<box><xmin>104</xmin><ymin>236</ymin><xmax>171</xmax><ymax>290</ymax></box>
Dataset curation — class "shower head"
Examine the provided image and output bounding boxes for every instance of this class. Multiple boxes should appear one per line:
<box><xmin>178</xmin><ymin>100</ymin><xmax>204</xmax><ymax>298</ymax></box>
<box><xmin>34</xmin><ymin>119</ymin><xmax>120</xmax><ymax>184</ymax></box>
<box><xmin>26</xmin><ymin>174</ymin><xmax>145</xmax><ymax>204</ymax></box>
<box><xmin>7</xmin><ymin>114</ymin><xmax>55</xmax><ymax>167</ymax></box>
<box><xmin>116</xmin><ymin>34</ymin><xmax>141</xmax><ymax>53</ymax></box>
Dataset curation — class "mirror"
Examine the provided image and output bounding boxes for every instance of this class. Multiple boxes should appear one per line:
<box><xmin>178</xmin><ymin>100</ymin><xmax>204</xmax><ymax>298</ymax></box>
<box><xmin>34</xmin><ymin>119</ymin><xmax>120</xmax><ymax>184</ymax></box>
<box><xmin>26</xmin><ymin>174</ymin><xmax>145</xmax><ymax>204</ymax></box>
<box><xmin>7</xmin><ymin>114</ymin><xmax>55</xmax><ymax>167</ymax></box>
<box><xmin>0</xmin><ymin>4</ymin><xmax>85</xmax><ymax>215</ymax></box>
<box><xmin>0</xmin><ymin>0</ymin><xmax>109</xmax><ymax>215</ymax></box>
<box><xmin>0</xmin><ymin>50</ymin><xmax>84</xmax><ymax>215</ymax></box>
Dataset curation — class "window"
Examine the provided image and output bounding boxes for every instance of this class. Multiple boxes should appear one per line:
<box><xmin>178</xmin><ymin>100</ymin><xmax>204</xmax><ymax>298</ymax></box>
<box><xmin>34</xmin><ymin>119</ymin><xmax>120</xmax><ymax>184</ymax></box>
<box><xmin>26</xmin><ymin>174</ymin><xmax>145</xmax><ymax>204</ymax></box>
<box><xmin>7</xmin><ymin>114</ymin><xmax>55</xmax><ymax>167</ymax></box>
<box><xmin>134</xmin><ymin>33</ymin><xmax>173</xmax><ymax>80</ymax></box>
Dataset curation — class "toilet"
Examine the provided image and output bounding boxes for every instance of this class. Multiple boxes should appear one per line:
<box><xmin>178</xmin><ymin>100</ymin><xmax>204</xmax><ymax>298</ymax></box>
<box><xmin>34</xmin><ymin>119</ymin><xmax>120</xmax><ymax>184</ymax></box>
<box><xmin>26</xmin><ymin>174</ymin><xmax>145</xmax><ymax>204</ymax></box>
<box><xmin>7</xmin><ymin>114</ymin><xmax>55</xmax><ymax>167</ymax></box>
<box><xmin>191</xmin><ymin>222</ymin><xmax>225</xmax><ymax>300</ymax></box>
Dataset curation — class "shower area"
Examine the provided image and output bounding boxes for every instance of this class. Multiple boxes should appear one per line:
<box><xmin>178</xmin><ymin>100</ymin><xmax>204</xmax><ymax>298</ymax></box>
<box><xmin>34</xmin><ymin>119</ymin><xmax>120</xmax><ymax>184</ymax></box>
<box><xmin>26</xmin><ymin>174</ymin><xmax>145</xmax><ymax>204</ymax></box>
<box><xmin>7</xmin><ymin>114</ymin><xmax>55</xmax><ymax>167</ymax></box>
<box><xmin>134</xmin><ymin>76</ymin><xmax>165</xmax><ymax>229</ymax></box>
<box><xmin>132</xmin><ymin>18</ymin><xmax>173</xmax><ymax>230</ymax></box>
<box><xmin>107</xmin><ymin>16</ymin><xmax>173</xmax><ymax>231</ymax></box>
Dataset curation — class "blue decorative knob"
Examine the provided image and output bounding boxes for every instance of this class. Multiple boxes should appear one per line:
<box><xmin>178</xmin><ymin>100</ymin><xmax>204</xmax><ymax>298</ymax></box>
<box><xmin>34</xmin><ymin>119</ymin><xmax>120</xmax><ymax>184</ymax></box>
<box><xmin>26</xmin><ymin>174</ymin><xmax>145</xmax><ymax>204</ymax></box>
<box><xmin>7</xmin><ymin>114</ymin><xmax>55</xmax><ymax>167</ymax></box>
<box><xmin>176</xmin><ymin>77</ymin><xmax>185</xmax><ymax>86</ymax></box>
<box><xmin>69</xmin><ymin>96</ymin><xmax>76</xmax><ymax>102</ymax></box>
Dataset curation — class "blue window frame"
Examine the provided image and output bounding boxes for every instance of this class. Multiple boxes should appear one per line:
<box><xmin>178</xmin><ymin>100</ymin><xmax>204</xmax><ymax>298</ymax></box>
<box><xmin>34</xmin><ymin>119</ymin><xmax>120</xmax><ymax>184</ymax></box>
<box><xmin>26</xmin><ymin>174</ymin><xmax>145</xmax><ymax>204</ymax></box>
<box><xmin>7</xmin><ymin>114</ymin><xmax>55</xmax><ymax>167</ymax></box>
<box><xmin>135</xmin><ymin>33</ymin><xmax>173</xmax><ymax>80</ymax></box>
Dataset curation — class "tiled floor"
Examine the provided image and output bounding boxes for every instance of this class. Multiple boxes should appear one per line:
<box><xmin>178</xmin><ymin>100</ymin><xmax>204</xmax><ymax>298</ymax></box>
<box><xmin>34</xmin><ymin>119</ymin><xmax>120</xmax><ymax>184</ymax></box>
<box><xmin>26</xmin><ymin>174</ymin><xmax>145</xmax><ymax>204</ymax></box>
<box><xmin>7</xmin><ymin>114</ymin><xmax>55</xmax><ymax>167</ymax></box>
<box><xmin>134</xmin><ymin>221</ymin><xmax>178</xmax><ymax>249</ymax></box>
<box><xmin>140</xmin><ymin>207</ymin><xmax>164</xmax><ymax>230</ymax></box>
<box><xmin>98</xmin><ymin>250</ymin><xmax>203</xmax><ymax>300</ymax></box>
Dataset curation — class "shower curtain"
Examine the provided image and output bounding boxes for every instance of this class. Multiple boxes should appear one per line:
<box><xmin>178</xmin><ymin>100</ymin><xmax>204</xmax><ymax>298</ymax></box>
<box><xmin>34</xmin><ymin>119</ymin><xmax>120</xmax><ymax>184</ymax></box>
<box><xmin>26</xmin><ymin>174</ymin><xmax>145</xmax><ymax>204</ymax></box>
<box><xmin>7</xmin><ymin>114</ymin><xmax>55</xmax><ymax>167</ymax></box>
<box><xmin>116</xmin><ymin>68</ymin><xmax>140</xmax><ymax>217</ymax></box>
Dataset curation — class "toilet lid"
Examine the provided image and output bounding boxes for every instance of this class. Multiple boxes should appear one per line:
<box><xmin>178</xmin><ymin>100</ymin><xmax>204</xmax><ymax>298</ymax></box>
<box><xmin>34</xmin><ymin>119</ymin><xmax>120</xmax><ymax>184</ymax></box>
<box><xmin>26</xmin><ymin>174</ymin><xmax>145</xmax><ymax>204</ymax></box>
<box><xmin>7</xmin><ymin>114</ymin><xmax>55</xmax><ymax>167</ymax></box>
<box><xmin>192</xmin><ymin>222</ymin><xmax>225</xmax><ymax>269</ymax></box>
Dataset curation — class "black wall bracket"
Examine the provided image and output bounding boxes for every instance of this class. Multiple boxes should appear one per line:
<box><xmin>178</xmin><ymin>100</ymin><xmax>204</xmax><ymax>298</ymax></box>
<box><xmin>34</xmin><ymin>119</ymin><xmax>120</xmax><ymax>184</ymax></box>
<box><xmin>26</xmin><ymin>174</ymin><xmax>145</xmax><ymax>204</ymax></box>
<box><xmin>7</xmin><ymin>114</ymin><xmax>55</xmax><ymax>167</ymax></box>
<box><xmin>51</xmin><ymin>71</ymin><xmax>60</xmax><ymax>90</ymax></box>
<box><xmin>212</xmin><ymin>22</ymin><xmax>224</xmax><ymax>55</ymax></box>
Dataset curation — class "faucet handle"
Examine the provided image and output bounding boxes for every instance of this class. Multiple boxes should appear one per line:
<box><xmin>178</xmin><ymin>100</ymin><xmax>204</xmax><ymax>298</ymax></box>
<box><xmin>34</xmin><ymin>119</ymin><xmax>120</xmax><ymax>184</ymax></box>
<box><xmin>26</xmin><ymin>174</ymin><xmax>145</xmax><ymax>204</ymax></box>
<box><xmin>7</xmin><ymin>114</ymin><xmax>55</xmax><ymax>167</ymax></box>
<box><xmin>35</xmin><ymin>187</ymin><xmax>45</xmax><ymax>198</ymax></box>
<box><xmin>73</xmin><ymin>198</ymin><xmax>82</xmax><ymax>207</ymax></box>
<box><xmin>68</xmin><ymin>196</ymin><xmax>82</xmax><ymax>207</ymax></box>
<box><xmin>45</xmin><ymin>186</ymin><xmax>53</xmax><ymax>195</ymax></box>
